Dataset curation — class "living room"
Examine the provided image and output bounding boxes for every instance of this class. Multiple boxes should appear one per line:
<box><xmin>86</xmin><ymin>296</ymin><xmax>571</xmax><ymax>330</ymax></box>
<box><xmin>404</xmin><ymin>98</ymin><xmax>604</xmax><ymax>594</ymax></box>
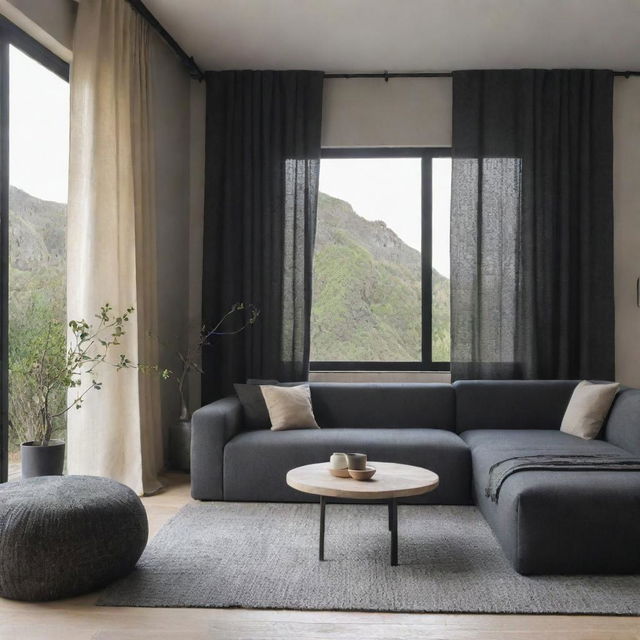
<box><xmin>0</xmin><ymin>0</ymin><xmax>639</xmax><ymax>638</ymax></box>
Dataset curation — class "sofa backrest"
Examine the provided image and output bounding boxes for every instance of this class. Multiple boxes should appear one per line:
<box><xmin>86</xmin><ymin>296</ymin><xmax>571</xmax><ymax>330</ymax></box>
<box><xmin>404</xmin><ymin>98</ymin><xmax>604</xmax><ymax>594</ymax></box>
<box><xmin>453</xmin><ymin>380</ymin><xmax>579</xmax><ymax>431</ymax></box>
<box><xmin>309</xmin><ymin>382</ymin><xmax>456</xmax><ymax>430</ymax></box>
<box><xmin>603</xmin><ymin>387</ymin><xmax>640</xmax><ymax>455</ymax></box>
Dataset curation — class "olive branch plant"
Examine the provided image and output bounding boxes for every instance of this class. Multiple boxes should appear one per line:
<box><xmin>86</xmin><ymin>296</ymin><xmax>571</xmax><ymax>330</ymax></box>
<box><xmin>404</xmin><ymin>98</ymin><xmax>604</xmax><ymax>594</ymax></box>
<box><xmin>10</xmin><ymin>301</ymin><xmax>260</xmax><ymax>448</ymax></box>
<box><xmin>148</xmin><ymin>302</ymin><xmax>260</xmax><ymax>421</ymax></box>
<box><xmin>10</xmin><ymin>303</ymin><xmax>136</xmax><ymax>447</ymax></box>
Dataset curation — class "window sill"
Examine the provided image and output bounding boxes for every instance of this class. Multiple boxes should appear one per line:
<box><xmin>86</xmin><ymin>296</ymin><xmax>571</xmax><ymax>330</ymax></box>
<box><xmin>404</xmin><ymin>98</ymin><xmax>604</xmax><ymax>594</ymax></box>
<box><xmin>309</xmin><ymin>370</ymin><xmax>451</xmax><ymax>383</ymax></box>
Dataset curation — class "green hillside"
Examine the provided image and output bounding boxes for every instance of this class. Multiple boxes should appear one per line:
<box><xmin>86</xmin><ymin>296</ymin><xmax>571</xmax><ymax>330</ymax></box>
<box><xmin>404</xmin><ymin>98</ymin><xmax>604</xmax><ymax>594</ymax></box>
<box><xmin>8</xmin><ymin>186</ymin><xmax>67</xmax><ymax>451</ymax></box>
<box><xmin>311</xmin><ymin>192</ymin><xmax>450</xmax><ymax>363</ymax></box>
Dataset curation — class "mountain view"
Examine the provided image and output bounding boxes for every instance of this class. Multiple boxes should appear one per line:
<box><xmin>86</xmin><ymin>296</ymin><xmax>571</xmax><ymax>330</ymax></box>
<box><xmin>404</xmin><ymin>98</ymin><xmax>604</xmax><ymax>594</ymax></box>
<box><xmin>6</xmin><ymin>186</ymin><xmax>451</xmax><ymax>457</ymax></box>
<box><xmin>311</xmin><ymin>192</ymin><xmax>450</xmax><ymax>363</ymax></box>
<box><xmin>8</xmin><ymin>186</ymin><xmax>67</xmax><ymax>453</ymax></box>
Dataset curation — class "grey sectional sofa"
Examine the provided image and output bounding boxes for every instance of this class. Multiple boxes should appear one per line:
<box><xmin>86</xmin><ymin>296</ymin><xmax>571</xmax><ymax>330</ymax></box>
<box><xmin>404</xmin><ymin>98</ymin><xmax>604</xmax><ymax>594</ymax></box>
<box><xmin>191</xmin><ymin>380</ymin><xmax>640</xmax><ymax>574</ymax></box>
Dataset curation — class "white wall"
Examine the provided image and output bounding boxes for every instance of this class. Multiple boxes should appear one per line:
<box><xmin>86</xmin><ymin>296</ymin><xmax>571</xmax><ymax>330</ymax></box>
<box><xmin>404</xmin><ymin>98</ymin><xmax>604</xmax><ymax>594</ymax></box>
<box><xmin>318</xmin><ymin>76</ymin><xmax>640</xmax><ymax>387</ymax></box>
<box><xmin>0</xmin><ymin>0</ymin><xmax>75</xmax><ymax>60</ymax></box>
<box><xmin>322</xmin><ymin>77</ymin><xmax>451</xmax><ymax>148</ymax></box>
<box><xmin>149</xmin><ymin>32</ymin><xmax>195</xmax><ymax>446</ymax></box>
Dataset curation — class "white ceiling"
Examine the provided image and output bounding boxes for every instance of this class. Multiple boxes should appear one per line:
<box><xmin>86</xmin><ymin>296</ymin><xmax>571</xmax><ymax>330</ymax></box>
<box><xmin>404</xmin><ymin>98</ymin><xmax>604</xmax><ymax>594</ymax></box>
<box><xmin>144</xmin><ymin>0</ymin><xmax>640</xmax><ymax>74</ymax></box>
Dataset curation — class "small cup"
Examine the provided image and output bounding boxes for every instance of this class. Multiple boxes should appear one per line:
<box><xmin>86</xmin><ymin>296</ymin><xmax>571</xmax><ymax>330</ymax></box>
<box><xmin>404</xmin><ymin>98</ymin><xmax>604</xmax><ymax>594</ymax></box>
<box><xmin>346</xmin><ymin>452</ymin><xmax>367</xmax><ymax>470</ymax></box>
<box><xmin>329</xmin><ymin>453</ymin><xmax>348</xmax><ymax>470</ymax></box>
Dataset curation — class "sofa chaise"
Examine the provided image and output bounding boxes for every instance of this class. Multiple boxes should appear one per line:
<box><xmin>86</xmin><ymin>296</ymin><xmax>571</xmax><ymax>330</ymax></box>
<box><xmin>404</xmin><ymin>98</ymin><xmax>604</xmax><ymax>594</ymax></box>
<box><xmin>191</xmin><ymin>380</ymin><xmax>640</xmax><ymax>574</ymax></box>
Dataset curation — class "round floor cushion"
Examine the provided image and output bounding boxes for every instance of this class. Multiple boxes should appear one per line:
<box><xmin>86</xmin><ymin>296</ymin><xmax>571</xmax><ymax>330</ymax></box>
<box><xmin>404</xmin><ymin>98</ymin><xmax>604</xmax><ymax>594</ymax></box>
<box><xmin>0</xmin><ymin>475</ymin><xmax>148</xmax><ymax>601</ymax></box>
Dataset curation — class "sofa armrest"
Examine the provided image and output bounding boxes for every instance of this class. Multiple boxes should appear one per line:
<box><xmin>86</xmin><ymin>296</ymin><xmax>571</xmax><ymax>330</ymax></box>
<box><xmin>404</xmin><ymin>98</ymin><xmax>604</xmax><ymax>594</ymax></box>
<box><xmin>191</xmin><ymin>396</ymin><xmax>243</xmax><ymax>500</ymax></box>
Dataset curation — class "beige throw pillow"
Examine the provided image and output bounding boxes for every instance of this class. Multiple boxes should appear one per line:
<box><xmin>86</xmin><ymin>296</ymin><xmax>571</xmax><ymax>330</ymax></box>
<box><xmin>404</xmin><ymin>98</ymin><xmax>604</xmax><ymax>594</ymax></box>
<box><xmin>260</xmin><ymin>384</ymin><xmax>320</xmax><ymax>431</ymax></box>
<box><xmin>560</xmin><ymin>380</ymin><xmax>620</xmax><ymax>440</ymax></box>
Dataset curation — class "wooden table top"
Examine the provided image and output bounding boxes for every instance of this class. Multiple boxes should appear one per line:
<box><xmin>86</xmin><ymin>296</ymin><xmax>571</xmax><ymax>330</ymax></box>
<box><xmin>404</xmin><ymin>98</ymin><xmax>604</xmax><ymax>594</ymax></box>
<box><xmin>286</xmin><ymin>462</ymin><xmax>439</xmax><ymax>500</ymax></box>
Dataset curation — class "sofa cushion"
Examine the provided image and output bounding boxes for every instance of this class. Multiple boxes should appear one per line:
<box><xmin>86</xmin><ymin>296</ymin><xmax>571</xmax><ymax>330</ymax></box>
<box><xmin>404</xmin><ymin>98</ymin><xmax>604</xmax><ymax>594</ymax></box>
<box><xmin>462</xmin><ymin>429</ymin><xmax>640</xmax><ymax>574</ymax></box>
<box><xmin>224</xmin><ymin>428</ymin><xmax>471</xmax><ymax>504</ymax></box>
<box><xmin>481</xmin><ymin>466</ymin><xmax>640</xmax><ymax>575</ymax></box>
<box><xmin>454</xmin><ymin>380</ymin><xmax>579</xmax><ymax>431</ymax></box>
<box><xmin>462</xmin><ymin>429</ymin><xmax>630</xmax><ymax>499</ymax></box>
<box><xmin>234</xmin><ymin>383</ymin><xmax>274</xmax><ymax>429</ymax></box>
<box><xmin>234</xmin><ymin>379</ymin><xmax>299</xmax><ymax>429</ymax></box>
<box><xmin>461</xmin><ymin>428</ymin><xmax>627</xmax><ymax>458</ymax></box>
<box><xmin>261</xmin><ymin>384</ymin><xmax>319</xmax><ymax>431</ymax></box>
<box><xmin>309</xmin><ymin>383</ymin><xmax>456</xmax><ymax>430</ymax></box>
<box><xmin>604</xmin><ymin>387</ymin><xmax>640</xmax><ymax>455</ymax></box>
<box><xmin>560</xmin><ymin>380</ymin><xmax>620</xmax><ymax>440</ymax></box>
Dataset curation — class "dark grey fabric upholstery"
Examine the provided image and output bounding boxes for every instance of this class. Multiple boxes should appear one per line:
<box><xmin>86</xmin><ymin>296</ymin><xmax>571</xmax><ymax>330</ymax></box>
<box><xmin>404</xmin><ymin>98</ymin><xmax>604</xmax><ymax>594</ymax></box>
<box><xmin>192</xmin><ymin>383</ymin><xmax>455</xmax><ymax>501</ymax></box>
<box><xmin>604</xmin><ymin>387</ymin><xmax>640</xmax><ymax>455</ymax></box>
<box><xmin>454</xmin><ymin>380</ymin><xmax>579</xmax><ymax>431</ymax></box>
<box><xmin>191</xmin><ymin>396</ymin><xmax>243</xmax><ymax>500</ymax></box>
<box><xmin>191</xmin><ymin>380</ymin><xmax>640</xmax><ymax>574</ymax></box>
<box><xmin>233</xmin><ymin>383</ymin><xmax>272</xmax><ymax>429</ymax></box>
<box><xmin>0</xmin><ymin>476</ymin><xmax>147</xmax><ymax>601</ymax></box>
<box><xmin>310</xmin><ymin>383</ymin><xmax>456</xmax><ymax>429</ymax></box>
<box><xmin>234</xmin><ymin>380</ymin><xmax>303</xmax><ymax>429</ymax></box>
<box><xmin>224</xmin><ymin>428</ymin><xmax>471</xmax><ymax>504</ymax></box>
<box><xmin>461</xmin><ymin>429</ymin><xmax>640</xmax><ymax>574</ymax></box>
<box><xmin>461</xmin><ymin>428</ymin><xmax>621</xmax><ymax>454</ymax></box>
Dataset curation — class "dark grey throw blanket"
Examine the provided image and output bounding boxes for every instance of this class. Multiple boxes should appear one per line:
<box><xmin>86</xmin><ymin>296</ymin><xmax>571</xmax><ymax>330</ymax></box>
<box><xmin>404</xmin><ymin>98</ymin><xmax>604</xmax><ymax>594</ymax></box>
<box><xmin>486</xmin><ymin>455</ymin><xmax>640</xmax><ymax>503</ymax></box>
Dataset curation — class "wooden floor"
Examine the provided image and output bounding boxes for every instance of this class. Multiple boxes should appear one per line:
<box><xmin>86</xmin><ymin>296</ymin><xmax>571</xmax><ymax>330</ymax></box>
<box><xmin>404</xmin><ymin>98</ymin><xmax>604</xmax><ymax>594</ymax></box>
<box><xmin>1</xmin><ymin>474</ymin><xmax>639</xmax><ymax>640</ymax></box>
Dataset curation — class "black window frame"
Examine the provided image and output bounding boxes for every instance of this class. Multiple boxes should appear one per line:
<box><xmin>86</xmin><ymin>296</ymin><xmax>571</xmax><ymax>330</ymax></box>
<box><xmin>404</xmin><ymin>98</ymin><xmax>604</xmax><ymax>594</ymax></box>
<box><xmin>310</xmin><ymin>147</ymin><xmax>451</xmax><ymax>373</ymax></box>
<box><xmin>0</xmin><ymin>16</ymin><xmax>70</xmax><ymax>483</ymax></box>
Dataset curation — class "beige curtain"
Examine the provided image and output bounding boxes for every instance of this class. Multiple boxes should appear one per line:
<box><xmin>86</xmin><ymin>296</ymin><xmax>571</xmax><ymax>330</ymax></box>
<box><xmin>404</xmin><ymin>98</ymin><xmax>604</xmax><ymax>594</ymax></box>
<box><xmin>67</xmin><ymin>0</ymin><xmax>162</xmax><ymax>495</ymax></box>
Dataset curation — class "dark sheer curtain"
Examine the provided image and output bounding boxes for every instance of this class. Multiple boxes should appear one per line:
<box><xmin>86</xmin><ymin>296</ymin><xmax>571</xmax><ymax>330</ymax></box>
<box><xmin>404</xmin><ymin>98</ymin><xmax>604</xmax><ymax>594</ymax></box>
<box><xmin>202</xmin><ymin>71</ymin><xmax>324</xmax><ymax>402</ymax></box>
<box><xmin>451</xmin><ymin>70</ymin><xmax>614</xmax><ymax>381</ymax></box>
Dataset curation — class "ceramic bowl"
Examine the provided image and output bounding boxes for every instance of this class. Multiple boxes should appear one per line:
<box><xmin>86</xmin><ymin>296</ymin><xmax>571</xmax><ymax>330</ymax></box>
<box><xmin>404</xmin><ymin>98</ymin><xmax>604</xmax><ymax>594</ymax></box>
<box><xmin>348</xmin><ymin>466</ymin><xmax>376</xmax><ymax>481</ymax></box>
<box><xmin>329</xmin><ymin>467</ymin><xmax>351</xmax><ymax>478</ymax></box>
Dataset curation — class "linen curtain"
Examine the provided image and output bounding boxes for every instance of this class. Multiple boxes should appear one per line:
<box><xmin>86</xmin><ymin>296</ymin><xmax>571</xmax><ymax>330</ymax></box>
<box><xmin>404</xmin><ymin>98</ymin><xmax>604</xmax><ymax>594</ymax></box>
<box><xmin>451</xmin><ymin>70</ymin><xmax>615</xmax><ymax>381</ymax></box>
<box><xmin>67</xmin><ymin>0</ymin><xmax>162</xmax><ymax>495</ymax></box>
<box><xmin>202</xmin><ymin>71</ymin><xmax>324</xmax><ymax>402</ymax></box>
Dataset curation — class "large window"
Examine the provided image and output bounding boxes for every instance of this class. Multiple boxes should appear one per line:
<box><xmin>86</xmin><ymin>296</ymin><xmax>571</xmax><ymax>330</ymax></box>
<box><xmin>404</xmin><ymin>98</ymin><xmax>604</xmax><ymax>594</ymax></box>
<box><xmin>310</xmin><ymin>148</ymin><xmax>451</xmax><ymax>371</ymax></box>
<box><xmin>0</xmin><ymin>19</ymin><xmax>69</xmax><ymax>482</ymax></box>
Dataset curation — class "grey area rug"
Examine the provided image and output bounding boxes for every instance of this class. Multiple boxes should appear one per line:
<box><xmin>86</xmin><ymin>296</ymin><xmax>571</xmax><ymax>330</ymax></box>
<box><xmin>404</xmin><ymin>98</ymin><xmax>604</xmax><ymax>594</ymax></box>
<box><xmin>98</xmin><ymin>503</ymin><xmax>640</xmax><ymax>614</ymax></box>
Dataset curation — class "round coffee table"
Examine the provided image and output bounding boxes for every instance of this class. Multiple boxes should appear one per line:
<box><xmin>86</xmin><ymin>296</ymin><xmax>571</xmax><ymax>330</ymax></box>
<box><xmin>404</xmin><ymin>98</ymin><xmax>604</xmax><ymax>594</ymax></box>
<box><xmin>286</xmin><ymin>461</ymin><xmax>439</xmax><ymax>566</ymax></box>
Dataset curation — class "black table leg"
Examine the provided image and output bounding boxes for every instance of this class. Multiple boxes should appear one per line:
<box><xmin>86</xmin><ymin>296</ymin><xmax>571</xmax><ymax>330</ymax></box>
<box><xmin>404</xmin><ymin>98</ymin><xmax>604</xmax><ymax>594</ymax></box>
<box><xmin>319</xmin><ymin>495</ymin><xmax>326</xmax><ymax>561</ymax></box>
<box><xmin>318</xmin><ymin>497</ymin><xmax>397</xmax><ymax>564</ymax></box>
<box><xmin>389</xmin><ymin>498</ymin><xmax>398</xmax><ymax>566</ymax></box>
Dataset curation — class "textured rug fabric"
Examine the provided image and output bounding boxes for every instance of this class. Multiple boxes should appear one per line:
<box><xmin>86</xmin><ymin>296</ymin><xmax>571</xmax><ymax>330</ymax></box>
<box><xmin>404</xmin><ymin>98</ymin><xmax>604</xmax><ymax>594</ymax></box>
<box><xmin>98</xmin><ymin>503</ymin><xmax>640</xmax><ymax>614</ymax></box>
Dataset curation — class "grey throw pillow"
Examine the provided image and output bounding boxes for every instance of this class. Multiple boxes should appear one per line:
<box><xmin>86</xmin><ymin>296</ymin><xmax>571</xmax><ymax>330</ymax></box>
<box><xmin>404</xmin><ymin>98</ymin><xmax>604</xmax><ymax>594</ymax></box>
<box><xmin>260</xmin><ymin>384</ymin><xmax>320</xmax><ymax>431</ymax></box>
<box><xmin>560</xmin><ymin>380</ymin><xmax>620</xmax><ymax>440</ymax></box>
<box><xmin>234</xmin><ymin>380</ymin><xmax>278</xmax><ymax>429</ymax></box>
<box><xmin>234</xmin><ymin>379</ymin><xmax>304</xmax><ymax>429</ymax></box>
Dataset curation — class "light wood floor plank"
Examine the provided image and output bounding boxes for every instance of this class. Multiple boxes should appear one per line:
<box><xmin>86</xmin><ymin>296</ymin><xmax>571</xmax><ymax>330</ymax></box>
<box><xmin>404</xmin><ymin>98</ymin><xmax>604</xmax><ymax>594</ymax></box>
<box><xmin>1</xmin><ymin>473</ymin><xmax>638</xmax><ymax>640</ymax></box>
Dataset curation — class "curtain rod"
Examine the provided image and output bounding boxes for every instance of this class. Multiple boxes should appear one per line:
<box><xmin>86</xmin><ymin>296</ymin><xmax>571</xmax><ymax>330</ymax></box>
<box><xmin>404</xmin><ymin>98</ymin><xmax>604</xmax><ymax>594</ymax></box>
<box><xmin>124</xmin><ymin>0</ymin><xmax>204</xmax><ymax>81</ymax></box>
<box><xmin>324</xmin><ymin>70</ymin><xmax>640</xmax><ymax>80</ymax></box>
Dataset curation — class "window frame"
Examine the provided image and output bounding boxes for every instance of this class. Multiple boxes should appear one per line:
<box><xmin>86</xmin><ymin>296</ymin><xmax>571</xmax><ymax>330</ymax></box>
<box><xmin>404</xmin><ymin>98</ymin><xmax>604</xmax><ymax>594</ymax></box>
<box><xmin>310</xmin><ymin>147</ymin><xmax>451</xmax><ymax>373</ymax></box>
<box><xmin>0</xmin><ymin>17</ymin><xmax>70</xmax><ymax>482</ymax></box>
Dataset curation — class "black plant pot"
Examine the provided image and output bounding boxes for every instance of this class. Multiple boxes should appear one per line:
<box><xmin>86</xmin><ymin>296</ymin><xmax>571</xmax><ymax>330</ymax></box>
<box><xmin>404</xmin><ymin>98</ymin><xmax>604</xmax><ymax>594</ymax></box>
<box><xmin>21</xmin><ymin>439</ymin><xmax>65</xmax><ymax>479</ymax></box>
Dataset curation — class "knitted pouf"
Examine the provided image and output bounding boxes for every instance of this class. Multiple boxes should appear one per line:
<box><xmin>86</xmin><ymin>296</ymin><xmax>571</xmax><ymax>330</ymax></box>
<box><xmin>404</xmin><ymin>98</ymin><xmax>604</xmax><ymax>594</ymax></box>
<box><xmin>0</xmin><ymin>475</ymin><xmax>148</xmax><ymax>601</ymax></box>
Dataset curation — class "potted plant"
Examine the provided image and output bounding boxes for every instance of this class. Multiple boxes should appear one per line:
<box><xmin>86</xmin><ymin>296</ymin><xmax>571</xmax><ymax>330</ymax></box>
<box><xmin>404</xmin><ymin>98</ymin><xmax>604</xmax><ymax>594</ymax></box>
<box><xmin>153</xmin><ymin>302</ymin><xmax>259</xmax><ymax>472</ymax></box>
<box><xmin>10</xmin><ymin>303</ymin><xmax>135</xmax><ymax>479</ymax></box>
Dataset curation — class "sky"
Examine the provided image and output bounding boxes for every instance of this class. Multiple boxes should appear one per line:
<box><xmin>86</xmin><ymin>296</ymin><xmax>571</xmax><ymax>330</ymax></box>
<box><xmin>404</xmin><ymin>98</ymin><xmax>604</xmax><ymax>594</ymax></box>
<box><xmin>319</xmin><ymin>157</ymin><xmax>451</xmax><ymax>277</ymax></box>
<box><xmin>9</xmin><ymin>45</ymin><xmax>69</xmax><ymax>204</ymax></box>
